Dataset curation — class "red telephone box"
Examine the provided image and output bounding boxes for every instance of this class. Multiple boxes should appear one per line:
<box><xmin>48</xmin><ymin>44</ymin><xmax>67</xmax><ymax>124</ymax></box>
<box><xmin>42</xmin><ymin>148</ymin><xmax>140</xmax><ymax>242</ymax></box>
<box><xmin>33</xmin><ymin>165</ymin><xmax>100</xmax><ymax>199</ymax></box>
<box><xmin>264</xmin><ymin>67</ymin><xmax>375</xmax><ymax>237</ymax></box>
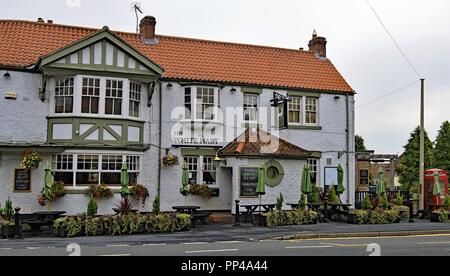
<box><xmin>424</xmin><ymin>169</ymin><xmax>448</xmax><ymax>209</ymax></box>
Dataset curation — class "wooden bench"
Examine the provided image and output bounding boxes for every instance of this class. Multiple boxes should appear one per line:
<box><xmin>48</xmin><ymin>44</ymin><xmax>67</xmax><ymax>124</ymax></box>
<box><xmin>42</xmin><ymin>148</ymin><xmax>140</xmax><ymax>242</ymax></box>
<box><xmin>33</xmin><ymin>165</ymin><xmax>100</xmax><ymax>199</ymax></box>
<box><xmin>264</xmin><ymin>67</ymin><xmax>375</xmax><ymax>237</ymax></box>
<box><xmin>21</xmin><ymin>219</ymin><xmax>52</xmax><ymax>235</ymax></box>
<box><xmin>191</xmin><ymin>212</ymin><xmax>212</xmax><ymax>227</ymax></box>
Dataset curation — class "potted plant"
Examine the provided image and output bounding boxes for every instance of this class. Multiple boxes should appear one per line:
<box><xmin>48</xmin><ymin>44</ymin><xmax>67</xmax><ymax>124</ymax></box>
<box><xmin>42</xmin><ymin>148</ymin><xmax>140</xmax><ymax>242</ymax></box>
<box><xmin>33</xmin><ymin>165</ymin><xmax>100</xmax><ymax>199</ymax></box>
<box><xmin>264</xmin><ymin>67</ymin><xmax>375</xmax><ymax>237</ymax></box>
<box><xmin>189</xmin><ymin>184</ymin><xmax>213</xmax><ymax>198</ymax></box>
<box><xmin>37</xmin><ymin>181</ymin><xmax>67</xmax><ymax>206</ymax></box>
<box><xmin>20</xmin><ymin>150</ymin><xmax>42</xmax><ymax>170</ymax></box>
<box><xmin>113</xmin><ymin>197</ymin><xmax>137</xmax><ymax>214</ymax></box>
<box><xmin>0</xmin><ymin>198</ymin><xmax>15</xmax><ymax>239</ymax></box>
<box><xmin>87</xmin><ymin>184</ymin><xmax>113</xmax><ymax>200</ymax></box>
<box><xmin>130</xmin><ymin>184</ymin><xmax>150</xmax><ymax>207</ymax></box>
<box><xmin>162</xmin><ymin>154</ymin><xmax>179</xmax><ymax>167</ymax></box>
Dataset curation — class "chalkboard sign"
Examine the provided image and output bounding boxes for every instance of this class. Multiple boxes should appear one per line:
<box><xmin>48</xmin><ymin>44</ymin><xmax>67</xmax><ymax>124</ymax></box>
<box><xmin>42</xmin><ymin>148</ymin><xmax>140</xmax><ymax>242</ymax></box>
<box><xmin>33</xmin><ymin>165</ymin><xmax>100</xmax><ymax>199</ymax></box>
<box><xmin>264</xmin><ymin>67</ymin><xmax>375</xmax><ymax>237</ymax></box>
<box><xmin>240</xmin><ymin>168</ymin><xmax>259</xmax><ymax>197</ymax></box>
<box><xmin>14</xmin><ymin>169</ymin><xmax>31</xmax><ymax>192</ymax></box>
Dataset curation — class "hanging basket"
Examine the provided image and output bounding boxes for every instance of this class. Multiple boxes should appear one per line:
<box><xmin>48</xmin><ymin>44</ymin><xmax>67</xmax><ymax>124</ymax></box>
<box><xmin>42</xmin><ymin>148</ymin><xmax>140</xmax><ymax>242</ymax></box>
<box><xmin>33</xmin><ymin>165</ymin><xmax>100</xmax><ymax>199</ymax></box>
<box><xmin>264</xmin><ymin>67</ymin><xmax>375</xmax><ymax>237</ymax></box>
<box><xmin>20</xmin><ymin>151</ymin><xmax>42</xmax><ymax>170</ymax></box>
<box><xmin>162</xmin><ymin>154</ymin><xmax>179</xmax><ymax>167</ymax></box>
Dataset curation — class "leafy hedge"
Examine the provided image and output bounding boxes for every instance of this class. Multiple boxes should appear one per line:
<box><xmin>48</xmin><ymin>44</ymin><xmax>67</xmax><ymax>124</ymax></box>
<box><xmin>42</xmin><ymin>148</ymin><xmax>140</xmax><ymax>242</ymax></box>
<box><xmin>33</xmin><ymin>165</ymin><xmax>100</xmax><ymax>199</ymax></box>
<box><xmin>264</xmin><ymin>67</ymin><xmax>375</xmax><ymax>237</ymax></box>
<box><xmin>348</xmin><ymin>209</ymin><xmax>401</xmax><ymax>225</ymax></box>
<box><xmin>265</xmin><ymin>210</ymin><xmax>318</xmax><ymax>227</ymax></box>
<box><xmin>54</xmin><ymin>213</ymin><xmax>191</xmax><ymax>238</ymax></box>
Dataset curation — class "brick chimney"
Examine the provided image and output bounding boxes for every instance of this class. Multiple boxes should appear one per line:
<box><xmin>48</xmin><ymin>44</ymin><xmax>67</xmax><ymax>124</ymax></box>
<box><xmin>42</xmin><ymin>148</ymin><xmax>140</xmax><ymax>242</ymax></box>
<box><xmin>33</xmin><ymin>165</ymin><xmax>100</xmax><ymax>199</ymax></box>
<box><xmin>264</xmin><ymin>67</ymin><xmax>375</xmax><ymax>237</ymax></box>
<box><xmin>139</xmin><ymin>16</ymin><xmax>159</xmax><ymax>45</ymax></box>
<box><xmin>308</xmin><ymin>30</ymin><xmax>327</xmax><ymax>58</ymax></box>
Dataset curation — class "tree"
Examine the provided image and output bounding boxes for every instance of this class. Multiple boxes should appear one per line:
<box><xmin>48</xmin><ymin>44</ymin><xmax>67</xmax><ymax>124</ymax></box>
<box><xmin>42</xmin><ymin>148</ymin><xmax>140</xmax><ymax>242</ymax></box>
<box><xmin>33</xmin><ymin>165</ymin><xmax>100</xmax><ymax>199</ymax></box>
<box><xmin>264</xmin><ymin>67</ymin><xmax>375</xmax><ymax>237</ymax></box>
<box><xmin>434</xmin><ymin>121</ymin><xmax>450</xmax><ymax>173</ymax></box>
<box><xmin>399</xmin><ymin>126</ymin><xmax>434</xmax><ymax>191</ymax></box>
<box><xmin>355</xmin><ymin>135</ymin><xmax>367</xmax><ymax>152</ymax></box>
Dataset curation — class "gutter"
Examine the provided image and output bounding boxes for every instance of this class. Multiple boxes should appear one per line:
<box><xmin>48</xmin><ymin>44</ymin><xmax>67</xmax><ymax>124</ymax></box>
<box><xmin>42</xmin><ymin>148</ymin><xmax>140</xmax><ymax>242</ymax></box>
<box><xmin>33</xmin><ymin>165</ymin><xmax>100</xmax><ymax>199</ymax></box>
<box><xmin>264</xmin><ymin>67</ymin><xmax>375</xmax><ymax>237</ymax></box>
<box><xmin>157</xmin><ymin>81</ymin><xmax>162</xmax><ymax>199</ymax></box>
<box><xmin>346</xmin><ymin>94</ymin><xmax>351</xmax><ymax>203</ymax></box>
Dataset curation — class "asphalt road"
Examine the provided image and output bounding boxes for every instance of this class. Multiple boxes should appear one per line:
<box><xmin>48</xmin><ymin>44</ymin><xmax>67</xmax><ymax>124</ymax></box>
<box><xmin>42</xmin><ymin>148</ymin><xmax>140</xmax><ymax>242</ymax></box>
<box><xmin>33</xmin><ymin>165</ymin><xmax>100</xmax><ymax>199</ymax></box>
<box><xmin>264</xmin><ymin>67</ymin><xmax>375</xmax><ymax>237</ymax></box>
<box><xmin>1</xmin><ymin>234</ymin><xmax>449</xmax><ymax>256</ymax></box>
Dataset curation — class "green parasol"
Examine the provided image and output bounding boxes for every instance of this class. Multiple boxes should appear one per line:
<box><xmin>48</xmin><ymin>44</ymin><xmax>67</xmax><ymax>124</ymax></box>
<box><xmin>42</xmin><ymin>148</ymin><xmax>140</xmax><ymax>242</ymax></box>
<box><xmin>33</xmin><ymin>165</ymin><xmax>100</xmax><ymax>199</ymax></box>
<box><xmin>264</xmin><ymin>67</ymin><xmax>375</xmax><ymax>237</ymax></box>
<box><xmin>301</xmin><ymin>164</ymin><xmax>312</xmax><ymax>195</ymax></box>
<box><xmin>337</xmin><ymin>164</ymin><xmax>345</xmax><ymax>195</ymax></box>
<box><xmin>120</xmin><ymin>163</ymin><xmax>130</xmax><ymax>197</ymax></box>
<box><xmin>376</xmin><ymin>167</ymin><xmax>386</xmax><ymax>196</ymax></box>
<box><xmin>433</xmin><ymin>171</ymin><xmax>442</xmax><ymax>196</ymax></box>
<box><xmin>256</xmin><ymin>163</ymin><xmax>266</xmax><ymax>208</ymax></box>
<box><xmin>180</xmin><ymin>163</ymin><xmax>190</xmax><ymax>206</ymax></box>
<box><xmin>43</xmin><ymin>162</ymin><xmax>53</xmax><ymax>201</ymax></box>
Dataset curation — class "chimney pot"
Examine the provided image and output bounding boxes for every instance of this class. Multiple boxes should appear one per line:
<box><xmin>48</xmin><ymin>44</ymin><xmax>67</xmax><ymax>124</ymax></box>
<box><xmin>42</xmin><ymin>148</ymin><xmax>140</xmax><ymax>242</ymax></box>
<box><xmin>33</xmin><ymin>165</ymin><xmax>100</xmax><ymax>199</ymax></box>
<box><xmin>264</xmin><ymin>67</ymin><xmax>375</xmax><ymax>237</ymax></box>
<box><xmin>139</xmin><ymin>15</ymin><xmax>159</xmax><ymax>45</ymax></box>
<box><xmin>308</xmin><ymin>30</ymin><xmax>327</xmax><ymax>58</ymax></box>
<box><xmin>47</xmin><ymin>20</ymin><xmax>53</xmax><ymax>24</ymax></box>
<box><xmin>37</xmin><ymin>18</ymin><xmax>44</xmax><ymax>23</ymax></box>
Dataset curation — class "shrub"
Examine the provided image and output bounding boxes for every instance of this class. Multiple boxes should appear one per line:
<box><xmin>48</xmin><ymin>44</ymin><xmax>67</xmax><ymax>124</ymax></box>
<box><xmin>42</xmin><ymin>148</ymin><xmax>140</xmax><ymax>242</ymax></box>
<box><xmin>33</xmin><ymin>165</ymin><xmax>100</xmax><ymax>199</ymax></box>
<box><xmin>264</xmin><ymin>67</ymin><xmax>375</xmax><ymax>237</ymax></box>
<box><xmin>298</xmin><ymin>194</ymin><xmax>306</xmax><ymax>209</ymax></box>
<box><xmin>308</xmin><ymin>187</ymin><xmax>320</xmax><ymax>204</ymax></box>
<box><xmin>392</xmin><ymin>205</ymin><xmax>410</xmax><ymax>219</ymax></box>
<box><xmin>87</xmin><ymin>196</ymin><xmax>98</xmax><ymax>217</ymax></box>
<box><xmin>433</xmin><ymin>209</ymin><xmax>450</xmax><ymax>223</ymax></box>
<box><xmin>152</xmin><ymin>196</ymin><xmax>160</xmax><ymax>215</ymax></box>
<box><xmin>130</xmin><ymin>184</ymin><xmax>150</xmax><ymax>207</ymax></box>
<box><xmin>361</xmin><ymin>195</ymin><xmax>372</xmax><ymax>210</ymax></box>
<box><xmin>349</xmin><ymin>210</ymin><xmax>369</xmax><ymax>224</ymax></box>
<box><xmin>114</xmin><ymin>197</ymin><xmax>136</xmax><ymax>214</ymax></box>
<box><xmin>394</xmin><ymin>192</ymin><xmax>404</xmax><ymax>206</ymax></box>
<box><xmin>55</xmin><ymin>213</ymin><xmax>192</xmax><ymax>238</ymax></box>
<box><xmin>85</xmin><ymin>217</ymin><xmax>103</xmax><ymax>236</ymax></box>
<box><xmin>369</xmin><ymin>209</ymin><xmax>400</xmax><ymax>224</ymax></box>
<box><xmin>443</xmin><ymin>196</ymin><xmax>450</xmax><ymax>210</ymax></box>
<box><xmin>329</xmin><ymin>186</ymin><xmax>339</xmax><ymax>204</ymax></box>
<box><xmin>265</xmin><ymin>210</ymin><xmax>318</xmax><ymax>227</ymax></box>
<box><xmin>1</xmin><ymin>198</ymin><xmax>14</xmax><ymax>222</ymax></box>
<box><xmin>276</xmin><ymin>193</ymin><xmax>284</xmax><ymax>211</ymax></box>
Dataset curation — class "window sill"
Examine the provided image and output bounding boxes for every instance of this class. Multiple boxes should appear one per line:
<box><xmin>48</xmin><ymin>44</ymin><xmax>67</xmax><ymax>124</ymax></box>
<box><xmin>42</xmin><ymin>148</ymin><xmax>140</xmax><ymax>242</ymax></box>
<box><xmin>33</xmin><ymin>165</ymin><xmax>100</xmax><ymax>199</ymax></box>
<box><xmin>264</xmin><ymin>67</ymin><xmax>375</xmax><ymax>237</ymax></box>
<box><xmin>288</xmin><ymin>125</ymin><xmax>322</xmax><ymax>131</ymax></box>
<box><xmin>64</xmin><ymin>187</ymin><xmax>122</xmax><ymax>195</ymax></box>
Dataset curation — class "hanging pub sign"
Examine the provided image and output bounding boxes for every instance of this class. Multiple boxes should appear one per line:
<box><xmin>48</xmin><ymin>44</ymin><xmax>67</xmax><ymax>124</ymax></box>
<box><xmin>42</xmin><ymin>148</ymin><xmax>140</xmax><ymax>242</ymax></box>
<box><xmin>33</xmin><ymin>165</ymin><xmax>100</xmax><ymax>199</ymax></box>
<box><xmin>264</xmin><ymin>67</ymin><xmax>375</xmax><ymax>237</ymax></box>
<box><xmin>14</xmin><ymin>168</ymin><xmax>31</xmax><ymax>192</ymax></box>
<box><xmin>240</xmin><ymin>167</ymin><xmax>259</xmax><ymax>197</ymax></box>
<box><xmin>271</xmin><ymin>92</ymin><xmax>290</xmax><ymax>129</ymax></box>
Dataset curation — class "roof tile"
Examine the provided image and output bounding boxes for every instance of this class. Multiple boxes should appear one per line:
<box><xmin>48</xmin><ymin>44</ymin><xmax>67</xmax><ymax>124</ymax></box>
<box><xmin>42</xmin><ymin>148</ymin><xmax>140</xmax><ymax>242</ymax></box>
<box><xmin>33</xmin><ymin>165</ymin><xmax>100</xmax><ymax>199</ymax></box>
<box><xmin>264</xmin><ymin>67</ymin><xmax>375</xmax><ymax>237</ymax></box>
<box><xmin>0</xmin><ymin>20</ymin><xmax>354</xmax><ymax>93</ymax></box>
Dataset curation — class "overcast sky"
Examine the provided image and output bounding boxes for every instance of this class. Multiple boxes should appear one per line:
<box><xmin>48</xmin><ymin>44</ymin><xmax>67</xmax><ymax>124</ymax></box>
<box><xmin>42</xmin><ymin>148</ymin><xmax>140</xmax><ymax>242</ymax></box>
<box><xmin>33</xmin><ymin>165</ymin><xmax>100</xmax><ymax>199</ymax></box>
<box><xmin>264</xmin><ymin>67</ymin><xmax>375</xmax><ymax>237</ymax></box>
<box><xmin>1</xmin><ymin>0</ymin><xmax>449</xmax><ymax>154</ymax></box>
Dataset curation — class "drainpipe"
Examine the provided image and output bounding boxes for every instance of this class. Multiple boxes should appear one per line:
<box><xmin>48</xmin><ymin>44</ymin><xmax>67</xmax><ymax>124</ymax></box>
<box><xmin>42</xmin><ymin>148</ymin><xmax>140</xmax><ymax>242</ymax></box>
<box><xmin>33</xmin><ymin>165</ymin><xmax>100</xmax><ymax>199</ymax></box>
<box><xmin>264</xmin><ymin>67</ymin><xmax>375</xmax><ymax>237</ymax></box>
<box><xmin>157</xmin><ymin>81</ymin><xmax>162</xmax><ymax>199</ymax></box>
<box><xmin>345</xmin><ymin>94</ymin><xmax>351</xmax><ymax>204</ymax></box>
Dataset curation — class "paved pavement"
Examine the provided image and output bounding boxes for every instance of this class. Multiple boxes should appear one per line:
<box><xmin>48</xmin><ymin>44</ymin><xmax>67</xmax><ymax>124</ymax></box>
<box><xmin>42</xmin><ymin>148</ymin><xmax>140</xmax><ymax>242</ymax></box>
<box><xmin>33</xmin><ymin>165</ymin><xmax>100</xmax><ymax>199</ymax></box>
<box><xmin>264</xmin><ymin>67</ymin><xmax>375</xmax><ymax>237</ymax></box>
<box><xmin>1</xmin><ymin>220</ymin><xmax>450</xmax><ymax>256</ymax></box>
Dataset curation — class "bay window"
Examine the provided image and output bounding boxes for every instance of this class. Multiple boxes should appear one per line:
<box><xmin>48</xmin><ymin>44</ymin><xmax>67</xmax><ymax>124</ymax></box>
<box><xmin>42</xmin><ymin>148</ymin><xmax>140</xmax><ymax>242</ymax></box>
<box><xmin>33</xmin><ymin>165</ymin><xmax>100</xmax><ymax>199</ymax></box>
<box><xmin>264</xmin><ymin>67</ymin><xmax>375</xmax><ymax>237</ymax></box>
<box><xmin>129</xmin><ymin>82</ymin><xmax>141</xmax><ymax>118</ymax></box>
<box><xmin>52</xmin><ymin>76</ymin><xmax>144</xmax><ymax>119</ymax></box>
<box><xmin>55</xmin><ymin>78</ymin><xmax>74</xmax><ymax>113</ymax></box>
<box><xmin>105</xmin><ymin>79</ymin><xmax>123</xmax><ymax>115</ymax></box>
<box><xmin>52</xmin><ymin>153</ymin><xmax>141</xmax><ymax>187</ymax></box>
<box><xmin>81</xmin><ymin>77</ymin><xmax>100</xmax><ymax>114</ymax></box>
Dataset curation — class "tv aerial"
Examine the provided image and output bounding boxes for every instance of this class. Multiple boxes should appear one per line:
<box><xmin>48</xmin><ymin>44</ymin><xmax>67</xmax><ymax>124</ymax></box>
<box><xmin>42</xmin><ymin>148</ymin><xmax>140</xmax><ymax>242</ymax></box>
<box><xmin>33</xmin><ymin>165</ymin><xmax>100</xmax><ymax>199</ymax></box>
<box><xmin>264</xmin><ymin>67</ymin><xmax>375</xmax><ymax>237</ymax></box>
<box><xmin>131</xmin><ymin>2</ymin><xmax>143</xmax><ymax>33</ymax></box>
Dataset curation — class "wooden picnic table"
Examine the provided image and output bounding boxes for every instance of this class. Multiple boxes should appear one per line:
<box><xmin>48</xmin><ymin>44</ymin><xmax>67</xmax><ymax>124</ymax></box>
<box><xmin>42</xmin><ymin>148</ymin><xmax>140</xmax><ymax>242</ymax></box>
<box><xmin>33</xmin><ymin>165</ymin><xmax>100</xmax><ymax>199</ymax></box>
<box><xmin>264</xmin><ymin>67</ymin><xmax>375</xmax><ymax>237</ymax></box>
<box><xmin>172</xmin><ymin>206</ymin><xmax>201</xmax><ymax>214</ymax></box>
<box><xmin>240</xmin><ymin>204</ymin><xmax>276</xmax><ymax>226</ymax></box>
<box><xmin>22</xmin><ymin>211</ymin><xmax>66</xmax><ymax>235</ymax></box>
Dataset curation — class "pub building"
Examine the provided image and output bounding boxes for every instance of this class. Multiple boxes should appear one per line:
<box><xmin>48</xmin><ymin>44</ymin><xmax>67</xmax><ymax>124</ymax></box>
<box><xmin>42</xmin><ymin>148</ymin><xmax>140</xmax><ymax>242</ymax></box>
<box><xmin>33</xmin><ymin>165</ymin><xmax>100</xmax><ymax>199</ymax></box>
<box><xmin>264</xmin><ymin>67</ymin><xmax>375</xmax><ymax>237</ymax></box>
<box><xmin>0</xmin><ymin>17</ymin><xmax>356</xmax><ymax>215</ymax></box>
